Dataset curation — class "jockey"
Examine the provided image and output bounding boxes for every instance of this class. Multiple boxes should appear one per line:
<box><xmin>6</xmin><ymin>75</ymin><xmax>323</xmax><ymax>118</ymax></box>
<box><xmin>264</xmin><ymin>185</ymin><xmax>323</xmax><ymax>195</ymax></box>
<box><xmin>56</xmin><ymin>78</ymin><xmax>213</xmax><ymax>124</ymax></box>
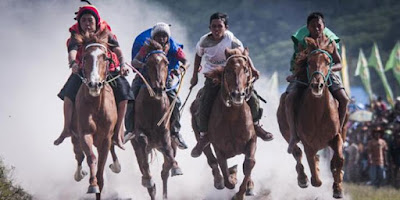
<box><xmin>124</xmin><ymin>22</ymin><xmax>189</xmax><ymax>149</ymax></box>
<box><xmin>54</xmin><ymin>3</ymin><xmax>133</xmax><ymax>150</ymax></box>
<box><xmin>285</xmin><ymin>12</ymin><xmax>349</xmax><ymax>153</ymax></box>
<box><xmin>190</xmin><ymin>12</ymin><xmax>274</xmax><ymax>158</ymax></box>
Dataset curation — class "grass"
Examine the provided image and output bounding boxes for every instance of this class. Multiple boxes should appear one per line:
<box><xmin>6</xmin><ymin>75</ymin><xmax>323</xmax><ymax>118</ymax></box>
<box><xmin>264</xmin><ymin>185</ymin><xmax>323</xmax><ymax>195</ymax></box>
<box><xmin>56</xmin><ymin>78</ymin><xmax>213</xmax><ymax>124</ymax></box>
<box><xmin>345</xmin><ymin>183</ymin><xmax>400</xmax><ymax>200</ymax></box>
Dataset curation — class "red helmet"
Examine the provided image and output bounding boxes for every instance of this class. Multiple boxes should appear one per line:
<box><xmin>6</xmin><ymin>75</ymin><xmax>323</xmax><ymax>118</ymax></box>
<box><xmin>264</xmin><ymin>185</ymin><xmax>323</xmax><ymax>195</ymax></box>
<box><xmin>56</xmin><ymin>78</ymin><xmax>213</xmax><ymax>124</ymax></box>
<box><xmin>75</xmin><ymin>5</ymin><xmax>101</xmax><ymax>26</ymax></box>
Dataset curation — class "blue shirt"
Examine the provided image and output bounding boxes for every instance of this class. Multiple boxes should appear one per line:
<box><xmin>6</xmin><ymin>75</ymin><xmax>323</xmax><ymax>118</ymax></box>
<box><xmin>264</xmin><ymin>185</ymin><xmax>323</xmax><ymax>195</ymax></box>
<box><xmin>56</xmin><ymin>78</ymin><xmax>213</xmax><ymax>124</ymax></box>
<box><xmin>131</xmin><ymin>28</ymin><xmax>183</xmax><ymax>72</ymax></box>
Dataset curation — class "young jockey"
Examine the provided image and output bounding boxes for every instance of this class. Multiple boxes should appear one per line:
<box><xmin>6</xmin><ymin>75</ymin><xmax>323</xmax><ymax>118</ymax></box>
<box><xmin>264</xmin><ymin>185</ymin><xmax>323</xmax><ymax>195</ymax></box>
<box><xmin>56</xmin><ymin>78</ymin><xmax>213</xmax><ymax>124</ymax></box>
<box><xmin>54</xmin><ymin>4</ymin><xmax>133</xmax><ymax>150</ymax></box>
<box><xmin>286</xmin><ymin>12</ymin><xmax>349</xmax><ymax>153</ymax></box>
<box><xmin>124</xmin><ymin>22</ymin><xmax>189</xmax><ymax>149</ymax></box>
<box><xmin>190</xmin><ymin>12</ymin><xmax>274</xmax><ymax>158</ymax></box>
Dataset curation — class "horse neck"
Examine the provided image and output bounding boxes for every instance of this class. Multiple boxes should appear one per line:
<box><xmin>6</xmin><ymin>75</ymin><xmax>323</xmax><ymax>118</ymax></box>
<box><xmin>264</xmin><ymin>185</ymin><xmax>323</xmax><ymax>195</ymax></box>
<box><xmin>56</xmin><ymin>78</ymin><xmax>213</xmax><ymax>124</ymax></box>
<box><xmin>80</xmin><ymin>85</ymin><xmax>108</xmax><ymax>106</ymax></box>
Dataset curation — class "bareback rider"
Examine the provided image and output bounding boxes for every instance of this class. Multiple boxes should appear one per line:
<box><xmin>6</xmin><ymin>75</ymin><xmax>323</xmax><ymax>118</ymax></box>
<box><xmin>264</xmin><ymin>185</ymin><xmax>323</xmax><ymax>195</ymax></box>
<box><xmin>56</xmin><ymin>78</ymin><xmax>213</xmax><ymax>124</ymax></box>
<box><xmin>54</xmin><ymin>4</ymin><xmax>133</xmax><ymax>150</ymax></box>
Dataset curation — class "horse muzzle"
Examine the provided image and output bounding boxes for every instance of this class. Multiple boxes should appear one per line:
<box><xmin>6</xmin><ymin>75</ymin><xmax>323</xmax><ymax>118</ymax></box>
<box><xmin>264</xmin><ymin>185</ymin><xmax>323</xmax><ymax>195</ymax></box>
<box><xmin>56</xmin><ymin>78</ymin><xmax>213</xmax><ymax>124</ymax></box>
<box><xmin>230</xmin><ymin>90</ymin><xmax>245</xmax><ymax>106</ymax></box>
<box><xmin>310</xmin><ymin>82</ymin><xmax>324</xmax><ymax>97</ymax></box>
<box><xmin>87</xmin><ymin>81</ymin><xmax>104</xmax><ymax>97</ymax></box>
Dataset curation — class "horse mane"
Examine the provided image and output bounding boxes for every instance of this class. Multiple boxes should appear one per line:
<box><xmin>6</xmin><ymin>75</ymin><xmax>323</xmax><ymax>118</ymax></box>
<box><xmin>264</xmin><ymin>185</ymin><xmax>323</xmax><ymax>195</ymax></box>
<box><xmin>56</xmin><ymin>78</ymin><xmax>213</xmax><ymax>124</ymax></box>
<box><xmin>74</xmin><ymin>28</ymin><xmax>110</xmax><ymax>48</ymax></box>
<box><xmin>204</xmin><ymin>66</ymin><xmax>224</xmax><ymax>84</ymax></box>
<box><xmin>293</xmin><ymin>36</ymin><xmax>335</xmax><ymax>78</ymax></box>
<box><xmin>145</xmin><ymin>39</ymin><xmax>165</xmax><ymax>52</ymax></box>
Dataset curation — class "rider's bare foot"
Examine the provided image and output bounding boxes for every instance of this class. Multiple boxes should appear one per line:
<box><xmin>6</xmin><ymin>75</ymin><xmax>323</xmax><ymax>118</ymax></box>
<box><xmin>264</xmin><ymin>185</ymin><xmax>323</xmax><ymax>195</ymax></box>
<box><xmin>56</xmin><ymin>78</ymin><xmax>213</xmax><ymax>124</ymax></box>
<box><xmin>113</xmin><ymin>134</ymin><xmax>125</xmax><ymax>150</ymax></box>
<box><xmin>54</xmin><ymin>129</ymin><xmax>71</xmax><ymax>146</ymax></box>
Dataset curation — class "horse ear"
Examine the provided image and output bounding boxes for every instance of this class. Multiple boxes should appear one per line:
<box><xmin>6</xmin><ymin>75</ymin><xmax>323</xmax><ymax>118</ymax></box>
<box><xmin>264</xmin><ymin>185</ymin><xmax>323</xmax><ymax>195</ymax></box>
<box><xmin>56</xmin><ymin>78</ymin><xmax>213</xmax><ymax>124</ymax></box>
<box><xmin>243</xmin><ymin>47</ymin><xmax>249</xmax><ymax>56</ymax></box>
<box><xmin>225</xmin><ymin>48</ymin><xmax>234</xmax><ymax>59</ymax></box>
<box><xmin>305</xmin><ymin>37</ymin><xmax>317</xmax><ymax>50</ymax></box>
<box><xmin>204</xmin><ymin>66</ymin><xmax>224</xmax><ymax>84</ymax></box>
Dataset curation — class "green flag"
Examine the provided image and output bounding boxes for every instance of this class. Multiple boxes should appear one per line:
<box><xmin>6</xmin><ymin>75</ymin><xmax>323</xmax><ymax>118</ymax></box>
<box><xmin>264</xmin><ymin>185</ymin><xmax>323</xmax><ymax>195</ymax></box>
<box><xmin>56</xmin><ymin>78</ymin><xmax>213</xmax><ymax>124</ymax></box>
<box><xmin>368</xmin><ymin>42</ymin><xmax>394</xmax><ymax>106</ymax></box>
<box><xmin>385</xmin><ymin>41</ymin><xmax>400</xmax><ymax>87</ymax></box>
<box><xmin>355</xmin><ymin>49</ymin><xmax>373</xmax><ymax>101</ymax></box>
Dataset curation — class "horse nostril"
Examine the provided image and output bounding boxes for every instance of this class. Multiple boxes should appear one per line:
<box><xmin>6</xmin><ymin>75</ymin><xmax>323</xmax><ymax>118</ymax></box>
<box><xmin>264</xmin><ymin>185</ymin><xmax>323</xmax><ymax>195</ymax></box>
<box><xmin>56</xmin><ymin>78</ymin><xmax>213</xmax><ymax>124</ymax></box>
<box><xmin>319</xmin><ymin>83</ymin><xmax>324</xmax><ymax>89</ymax></box>
<box><xmin>88</xmin><ymin>82</ymin><xmax>93</xmax><ymax>88</ymax></box>
<box><xmin>241</xmin><ymin>92</ymin><xmax>246</xmax><ymax>97</ymax></box>
<box><xmin>97</xmin><ymin>82</ymin><xmax>103</xmax><ymax>88</ymax></box>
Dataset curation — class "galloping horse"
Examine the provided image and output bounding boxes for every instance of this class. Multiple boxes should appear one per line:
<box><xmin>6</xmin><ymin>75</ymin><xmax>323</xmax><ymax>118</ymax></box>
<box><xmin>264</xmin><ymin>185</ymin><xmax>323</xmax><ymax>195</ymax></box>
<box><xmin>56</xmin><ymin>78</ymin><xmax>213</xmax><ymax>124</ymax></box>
<box><xmin>277</xmin><ymin>37</ymin><xmax>347</xmax><ymax>198</ymax></box>
<box><xmin>130</xmin><ymin>39</ymin><xmax>182</xmax><ymax>200</ymax></box>
<box><xmin>191</xmin><ymin>48</ymin><xmax>257</xmax><ymax>200</ymax></box>
<box><xmin>69</xmin><ymin>29</ymin><xmax>120</xmax><ymax>199</ymax></box>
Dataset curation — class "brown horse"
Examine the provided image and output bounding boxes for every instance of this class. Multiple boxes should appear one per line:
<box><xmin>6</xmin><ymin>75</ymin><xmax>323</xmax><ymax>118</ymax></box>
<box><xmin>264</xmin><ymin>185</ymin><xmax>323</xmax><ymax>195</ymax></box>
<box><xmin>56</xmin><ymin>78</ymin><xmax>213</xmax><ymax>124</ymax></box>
<box><xmin>69</xmin><ymin>30</ymin><xmax>121</xmax><ymax>200</ymax></box>
<box><xmin>191</xmin><ymin>48</ymin><xmax>257</xmax><ymax>200</ymax></box>
<box><xmin>277</xmin><ymin>37</ymin><xmax>347</xmax><ymax>198</ymax></box>
<box><xmin>130</xmin><ymin>39</ymin><xmax>182</xmax><ymax>200</ymax></box>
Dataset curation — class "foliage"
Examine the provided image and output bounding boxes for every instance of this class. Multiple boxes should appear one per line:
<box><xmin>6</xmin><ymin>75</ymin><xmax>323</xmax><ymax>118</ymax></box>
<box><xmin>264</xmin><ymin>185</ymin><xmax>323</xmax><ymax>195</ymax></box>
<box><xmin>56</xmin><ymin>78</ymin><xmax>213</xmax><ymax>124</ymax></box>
<box><xmin>0</xmin><ymin>158</ymin><xmax>32</xmax><ymax>200</ymax></box>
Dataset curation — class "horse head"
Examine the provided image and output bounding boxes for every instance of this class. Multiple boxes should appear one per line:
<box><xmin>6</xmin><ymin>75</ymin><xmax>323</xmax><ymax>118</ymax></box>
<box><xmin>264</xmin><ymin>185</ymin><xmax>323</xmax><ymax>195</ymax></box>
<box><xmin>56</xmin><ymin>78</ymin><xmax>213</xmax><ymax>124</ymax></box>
<box><xmin>144</xmin><ymin>39</ymin><xmax>169</xmax><ymax>99</ymax></box>
<box><xmin>298</xmin><ymin>37</ymin><xmax>335</xmax><ymax>97</ymax></box>
<box><xmin>206</xmin><ymin>48</ymin><xmax>251</xmax><ymax>107</ymax></box>
<box><xmin>76</xmin><ymin>30</ymin><xmax>110</xmax><ymax>97</ymax></box>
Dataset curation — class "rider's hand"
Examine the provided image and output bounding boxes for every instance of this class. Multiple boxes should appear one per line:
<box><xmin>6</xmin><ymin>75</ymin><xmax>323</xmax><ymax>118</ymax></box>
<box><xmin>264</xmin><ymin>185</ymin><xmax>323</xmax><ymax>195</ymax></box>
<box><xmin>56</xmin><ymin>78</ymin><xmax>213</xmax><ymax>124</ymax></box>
<box><xmin>286</xmin><ymin>74</ymin><xmax>296</xmax><ymax>82</ymax></box>
<box><xmin>120</xmin><ymin>63</ymin><xmax>130</xmax><ymax>76</ymax></box>
<box><xmin>170</xmin><ymin>69</ymin><xmax>180</xmax><ymax>77</ymax></box>
<box><xmin>70</xmin><ymin>62</ymin><xmax>79</xmax><ymax>74</ymax></box>
<box><xmin>190</xmin><ymin>74</ymin><xmax>198</xmax><ymax>89</ymax></box>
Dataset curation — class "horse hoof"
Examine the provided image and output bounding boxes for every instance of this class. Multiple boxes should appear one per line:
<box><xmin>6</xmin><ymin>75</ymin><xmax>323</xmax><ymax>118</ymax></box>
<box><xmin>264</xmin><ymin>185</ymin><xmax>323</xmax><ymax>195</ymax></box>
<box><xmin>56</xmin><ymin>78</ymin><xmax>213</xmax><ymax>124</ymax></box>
<box><xmin>74</xmin><ymin>167</ymin><xmax>87</xmax><ymax>182</ymax></box>
<box><xmin>171</xmin><ymin>167</ymin><xmax>183</xmax><ymax>176</ymax></box>
<box><xmin>214</xmin><ymin>177</ymin><xmax>225</xmax><ymax>190</ymax></box>
<box><xmin>109</xmin><ymin>160</ymin><xmax>121</xmax><ymax>173</ymax></box>
<box><xmin>298</xmin><ymin>178</ymin><xmax>309</xmax><ymax>188</ymax></box>
<box><xmin>142</xmin><ymin>177</ymin><xmax>155</xmax><ymax>188</ymax></box>
<box><xmin>246</xmin><ymin>188</ymin><xmax>255</xmax><ymax>196</ymax></box>
<box><xmin>311</xmin><ymin>177</ymin><xmax>322</xmax><ymax>187</ymax></box>
<box><xmin>333</xmin><ymin>190</ymin><xmax>343</xmax><ymax>199</ymax></box>
<box><xmin>231</xmin><ymin>193</ymin><xmax>244</xmax><ymax>200</ymax></box>
<box><xmin>87</xmin><ymin>185</ymin><xmax>100</xmax><ymax>194</ymax></box>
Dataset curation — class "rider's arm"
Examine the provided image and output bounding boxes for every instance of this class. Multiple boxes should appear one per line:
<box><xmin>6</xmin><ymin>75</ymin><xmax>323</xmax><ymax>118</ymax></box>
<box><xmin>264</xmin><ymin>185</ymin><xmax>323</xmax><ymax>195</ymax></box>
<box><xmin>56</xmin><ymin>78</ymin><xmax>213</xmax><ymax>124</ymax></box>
<box><xmin>247</xmin><ymin>56</ymin><xmax>260</xmax><ymax>80</ymax></box>
<box><xmin>190</xmin><ymin>54</ymin><xmax>202</xmax><ymax>88</ymax></box>
<box><xmin>131</xmin><ymin>46</ymin><xmax>147</xmax><ymax>69</ymax></box>
<box><xmin>331</xmin><ymin>41</ymin><xmax>342</xmax><ymax>72</ymax></box>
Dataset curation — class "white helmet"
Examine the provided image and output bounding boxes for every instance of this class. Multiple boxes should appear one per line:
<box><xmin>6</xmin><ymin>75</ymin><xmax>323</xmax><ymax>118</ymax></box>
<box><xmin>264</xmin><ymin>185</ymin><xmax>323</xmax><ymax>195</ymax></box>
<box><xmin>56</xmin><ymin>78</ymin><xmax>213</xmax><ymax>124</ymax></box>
<box><xmin>151</xmin><ymin>22</ymin><xmax>171</xmax><ymax>38</ymax></box>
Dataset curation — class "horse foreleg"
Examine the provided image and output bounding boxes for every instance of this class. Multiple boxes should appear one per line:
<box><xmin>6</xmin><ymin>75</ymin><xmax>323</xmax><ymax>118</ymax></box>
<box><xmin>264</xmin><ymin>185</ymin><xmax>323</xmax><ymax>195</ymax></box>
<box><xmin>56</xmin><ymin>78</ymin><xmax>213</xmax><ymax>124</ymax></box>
<box><xmin>109</xmin><ymin>145</ymin><xmax>121</xmax><ymax>173</ymax></box>
<box><xmin>235</xmin><ymin>139</ymin><xmax>256</xmax><ymax>200</ymax></box>
<box><xmin>80</xmin><ymin>134</ymin><xmax>100</xmax><ymax>194</ymax></box>
<box><xmin>72</xmin><ymin>136</ymin><xmax>87</xmax><ymax>182</ymax></box>
<box><xmin>292</xmin><ymin>145</ymin><xmax>309</xmax><ymax>188</ymax></box>
<box><xmin>304</xmin><ymin>147</ymin><xmax>322</xmax><ymax>187</ymax></box>
<box><xmin>161</xmin><ymin>130</ymin><xmax>182</xmax><ymax>177</ymax></box>
<box><xmin>96</xmin><ymin>137</ymin><xmax>111</xmax><ymax>194</ymax></box>
<box><xmin>203</xmin><ymin>145</ymin><xmax>224</xmax><ymax>190</ymax></box>
<box><xmin>215</xmin><ymin>150</ymin><xmax>235</xmax><ymax>189</ymax></box>
<box><xmin>132</xmin><ymin>135</ymin><xmax>154</xmax><ymax>189</ymax></box>
<box><xmin>161</xmin><ymin>151</ymin><xmax>174</xmax><ymax>200</ymax></box>
<box><xmin>329</xmin><ymin>134</ymin><xmax>344</xmax><ymax>199</ymax></box>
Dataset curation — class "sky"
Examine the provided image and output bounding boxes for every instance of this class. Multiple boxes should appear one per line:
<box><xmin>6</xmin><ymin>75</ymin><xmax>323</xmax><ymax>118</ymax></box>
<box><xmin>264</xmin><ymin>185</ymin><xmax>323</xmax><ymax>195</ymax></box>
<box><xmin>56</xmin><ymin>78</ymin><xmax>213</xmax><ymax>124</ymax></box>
<box><xmin>0</xmin><ymin>0</ymin><xmax>352</xmax><ymax>199</ymax></box>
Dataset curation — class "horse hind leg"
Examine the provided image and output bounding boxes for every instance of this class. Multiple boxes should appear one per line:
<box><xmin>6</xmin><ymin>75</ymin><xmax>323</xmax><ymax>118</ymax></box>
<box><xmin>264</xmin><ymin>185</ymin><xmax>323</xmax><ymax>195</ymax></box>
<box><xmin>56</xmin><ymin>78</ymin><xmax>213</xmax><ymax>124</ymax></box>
<box><xmin>72</xmin><ymin>136</ymin><xmax>88</xmax><ymax>182</ymax></box>
<box><xmin>109</xmin><ymin>145</ymin><xmax>121</xmax><ymax>173</ymax></box>
<box><xmin>203</xmin><ymin>145</ymin><xmax>224</xmax><ymax>190</ymax></box>
<box><xmin>292</xmin><ymin>144</ymin><xmax>309</xmax><ymax>188</ymax></box>
<box><xmin>329</xmin><ymin>135</ymin><xmax>344</xmax><ymax>199</ymax></box>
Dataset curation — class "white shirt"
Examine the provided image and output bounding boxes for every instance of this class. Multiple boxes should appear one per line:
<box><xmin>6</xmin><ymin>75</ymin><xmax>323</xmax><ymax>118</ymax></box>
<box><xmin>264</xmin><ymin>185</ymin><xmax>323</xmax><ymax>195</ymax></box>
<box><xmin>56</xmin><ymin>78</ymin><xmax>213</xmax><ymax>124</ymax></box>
<box><xmin>196</xmin><ymin>30</ymin><xmax>244</xmax><ymax>74</ymax></box>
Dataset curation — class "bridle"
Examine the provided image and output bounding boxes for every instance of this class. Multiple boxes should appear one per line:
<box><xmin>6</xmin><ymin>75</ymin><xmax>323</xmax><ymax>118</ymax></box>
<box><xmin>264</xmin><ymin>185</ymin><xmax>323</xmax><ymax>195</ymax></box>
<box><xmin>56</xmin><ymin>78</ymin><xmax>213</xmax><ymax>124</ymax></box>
<box><xmin>306</xmin><ymin>49</ymin><xmax>333</xmax><ymax>86</ymax></box>
<box><xmin>221</xmin><ymin>54</ymin><xmax>253</xmax><ymax>107</ymax></box>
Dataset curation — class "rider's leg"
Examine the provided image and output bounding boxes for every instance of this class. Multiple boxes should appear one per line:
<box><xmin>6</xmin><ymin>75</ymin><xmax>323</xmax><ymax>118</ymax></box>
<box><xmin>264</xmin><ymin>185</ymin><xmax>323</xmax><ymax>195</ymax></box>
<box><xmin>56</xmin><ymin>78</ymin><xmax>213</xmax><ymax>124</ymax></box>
<box><xmin>167</xmin><ymin>85</ymin><xmax>188</xmax><ymax>149</ymax></box>
<box><xmin>332</xmin><ymin>89</ymin><xmax>349</xmax><ymax>131</ymax></box>
<box><xmin>54</xmin><ymin>97</ymin><xmax>74</xmax><ymax>145</ymax></box>
<box><xmin>114</xmin><ymin>100</ymin><xmax>127</xmax><ymax>150</ymax></box>
<box><xmin>247</xmin><ymin>90</ymin><xmax>273</xmax><ymax>141</ymax></box>
<box><xmin>286</xmin><ymin>82</ymin><xmax>301</xmax><ymax>154</ymax></box>
<box><xmin>54</xmin><ymin>73</ymin><xmax>82</xmax><ymax>145</ymax></box>
<box><xmin>329</xmin><ymin>73</ymin><xmax>349</xmax><ymax>132</ymax></box>
<box><xmin>191</xmin><ymin>78</ymin><xmax>219</xmax><ymax>157</ymax></box>
<box><xmin>124</xmin><ymin>75</ymin><xmax>142</xmax><ymax>142</ymax></box>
